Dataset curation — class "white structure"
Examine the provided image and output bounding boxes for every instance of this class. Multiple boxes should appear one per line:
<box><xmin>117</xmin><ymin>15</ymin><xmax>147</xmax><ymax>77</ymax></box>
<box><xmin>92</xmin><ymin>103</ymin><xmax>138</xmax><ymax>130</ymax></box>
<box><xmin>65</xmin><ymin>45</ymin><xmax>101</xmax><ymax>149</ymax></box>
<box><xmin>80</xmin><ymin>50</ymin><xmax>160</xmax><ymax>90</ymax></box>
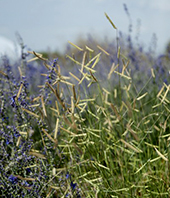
<box><xmin>0</xmin><ymin>36</ymin><xmax>20</xmax><ymax>61</ymax></box>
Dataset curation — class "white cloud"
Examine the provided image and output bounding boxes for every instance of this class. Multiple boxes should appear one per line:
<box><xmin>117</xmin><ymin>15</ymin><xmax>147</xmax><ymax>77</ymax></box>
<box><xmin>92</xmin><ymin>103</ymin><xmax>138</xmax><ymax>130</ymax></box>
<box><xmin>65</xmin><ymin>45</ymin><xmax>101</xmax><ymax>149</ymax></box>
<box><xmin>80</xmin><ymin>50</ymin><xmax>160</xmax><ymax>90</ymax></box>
<box><xmin>0</xmin><ymin>36</ymin><xmax>20</xmax><ymax>60</ymax></box>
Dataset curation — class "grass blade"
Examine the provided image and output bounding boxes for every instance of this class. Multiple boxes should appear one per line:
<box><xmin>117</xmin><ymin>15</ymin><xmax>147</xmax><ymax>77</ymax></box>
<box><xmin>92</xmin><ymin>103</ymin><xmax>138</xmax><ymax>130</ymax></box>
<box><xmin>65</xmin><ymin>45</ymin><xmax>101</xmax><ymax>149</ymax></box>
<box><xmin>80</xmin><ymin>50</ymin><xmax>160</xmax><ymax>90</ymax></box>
<box><xmin>105</xmin><ymin>12</ymin><xmax>117</xmax><ymax>29</ymax></box>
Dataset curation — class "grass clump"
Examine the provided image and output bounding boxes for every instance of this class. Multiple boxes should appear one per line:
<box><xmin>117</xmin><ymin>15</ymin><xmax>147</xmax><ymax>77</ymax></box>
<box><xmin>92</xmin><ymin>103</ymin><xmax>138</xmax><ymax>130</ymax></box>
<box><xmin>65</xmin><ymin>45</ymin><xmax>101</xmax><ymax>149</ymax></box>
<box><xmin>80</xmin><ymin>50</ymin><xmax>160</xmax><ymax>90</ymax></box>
<box><xmin>0</xmin><ymin>13</ymin><xmax>170</xmax><ymax>198</ymax></box>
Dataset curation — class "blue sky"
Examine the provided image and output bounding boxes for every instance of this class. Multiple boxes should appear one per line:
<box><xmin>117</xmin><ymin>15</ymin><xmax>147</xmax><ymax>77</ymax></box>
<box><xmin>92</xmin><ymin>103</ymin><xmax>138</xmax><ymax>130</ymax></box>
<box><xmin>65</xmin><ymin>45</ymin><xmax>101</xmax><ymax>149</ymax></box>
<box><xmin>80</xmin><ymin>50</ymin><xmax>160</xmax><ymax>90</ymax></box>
<box><xmin>0</xmin><ymin>0</ymin><xmax>170</xmax><ymax>54</ymax></box>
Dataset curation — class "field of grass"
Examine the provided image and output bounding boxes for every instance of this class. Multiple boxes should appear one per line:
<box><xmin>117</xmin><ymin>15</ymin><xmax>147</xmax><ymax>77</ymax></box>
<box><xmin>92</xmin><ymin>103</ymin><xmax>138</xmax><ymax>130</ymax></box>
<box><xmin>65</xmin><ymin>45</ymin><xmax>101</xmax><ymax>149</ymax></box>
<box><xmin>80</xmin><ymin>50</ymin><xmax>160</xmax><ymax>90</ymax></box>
<box><xmin>0</xmin><ymin>13</ymin><xmax>170</xmax><ymax>198</ymax></box>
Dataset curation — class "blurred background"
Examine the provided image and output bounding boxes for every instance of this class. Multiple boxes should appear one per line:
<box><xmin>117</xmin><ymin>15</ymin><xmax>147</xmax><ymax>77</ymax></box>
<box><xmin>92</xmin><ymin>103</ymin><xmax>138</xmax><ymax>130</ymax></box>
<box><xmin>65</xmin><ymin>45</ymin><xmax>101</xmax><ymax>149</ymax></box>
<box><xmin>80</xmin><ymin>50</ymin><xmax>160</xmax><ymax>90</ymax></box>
<box><xmin>0</xmin><ymin>0</ymin><xmax>170</xmax><ymax>58</ymax></box>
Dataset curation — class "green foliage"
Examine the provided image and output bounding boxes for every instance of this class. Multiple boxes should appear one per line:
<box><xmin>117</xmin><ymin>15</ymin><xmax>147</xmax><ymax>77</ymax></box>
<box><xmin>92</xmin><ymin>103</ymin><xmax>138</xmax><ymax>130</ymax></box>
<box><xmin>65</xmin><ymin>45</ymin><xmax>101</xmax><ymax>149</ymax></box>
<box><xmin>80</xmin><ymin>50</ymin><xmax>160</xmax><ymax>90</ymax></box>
<box><xmin>27</xmin><ymin>43</ymin><xmax>170</xmax><ymax>197</ymax></box>
<box><xmin>1</xmin><ymin>27</ymin><xmax>170</xmax><ymax>197</ymax></box>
